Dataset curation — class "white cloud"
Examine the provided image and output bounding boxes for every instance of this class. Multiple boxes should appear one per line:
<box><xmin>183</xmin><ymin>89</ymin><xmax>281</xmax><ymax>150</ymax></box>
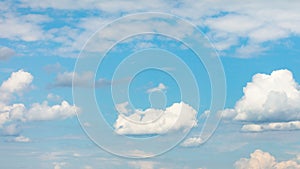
<box><xmin>3</xmin><ymin>0</ymin><xmax>300</xmax><ymax>58</ymax></box>
<box><xmin>0</xmin><ymin>46</ymin><xmax>15</xmax><ymax>61</ymax></box>
<box><xmin>0</xmin><ymin>69</ymin><xmax>33</xmax><ymax>103</ymax></box>
<box><xmin>235</xmin><ymin>149</ymin><xmax>300</xmax><ymax>169</ymax></box>
<box><xmin>222</xmin><ymin>69</ymin><xmax>300</xmax><ymax>131</ymax></box>
<box><xmin>128</xmin><ymin>161</ymin><xmax>156</xmax><ymax>169</ymax></box>
<box><xmin>241</xmin><ymin>121</ymin><xmax>300</xmax><ymax>132</ymax></box>
<box><xmin>0</xmin><ymin>12</ymin><xmax>50</xmax><ymax>41</ymax></box>
<box><xmin>181</xmin><ymin>137</ymin><xmax>203</xmax><ymax>147</ymax></box>
<box><xmin>13</xmin><ymin>135</ymin><xmax>31</xmax><ymax>142</ymax></box>
<box><xmin>53</xmin><ymin>162</ymin><xmax>66</xmax><ymax>169</ymax></box>
<box><xmin>114</xmin><ymin>102</ymin><xmax>197</xmax><ymax>135</ymax></box>
<box><xmin>0</xmin><ymin>70</ymin><xmax>78</xmax><ymax>130</ymax></box>
<box><xmin>147</xmin><ymin>83</ymin><xmax>167</xmax><ymax>93</ymax></box>
<box><xmin>26</xmin><ymin>101</ymin><xmax>78</xmax><ymax>121</ymax></box>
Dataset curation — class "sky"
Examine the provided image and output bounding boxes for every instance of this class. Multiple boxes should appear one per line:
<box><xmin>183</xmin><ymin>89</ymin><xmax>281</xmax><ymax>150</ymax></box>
<box><xmin>1</xmin><ymin>0</ymin><xmax>300</xmax><ymax>169</ymax></box>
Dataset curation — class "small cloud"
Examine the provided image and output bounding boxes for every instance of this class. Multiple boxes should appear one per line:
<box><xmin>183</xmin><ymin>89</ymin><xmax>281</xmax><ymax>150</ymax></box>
<box><xmin>13</xmin><ymin>135</ymin><xmax>31</xmax><ymax>142</ymax></box>
<box><xmin>181</xmin><ymin>137</ymin><xmax>203</xmax><ymax>147</ymax></box>
<box><xmin>146</xmin><ymin>83</ymin><xmax>167</xmax><ymax>93</ymax></box>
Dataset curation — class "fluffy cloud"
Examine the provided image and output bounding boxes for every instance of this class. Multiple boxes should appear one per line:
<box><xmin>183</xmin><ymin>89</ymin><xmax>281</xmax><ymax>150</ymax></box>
<box><xmin>0</xmin><ymin>46</ymin><xmax>15</xmax><ymax>61</ymax></box>
<box><xmin>223</xmin><ymin>69</ymin><xmax>300</xmax><ymax>131</ymax></box>
<box><xmin>235</xmin><ymin>149</ymin><xmax>300</xmax><ymax>169</ymax></box>
<box><xmin>0</xmin><ymin>69</ymin><xmax>33</xmax><ymax>103</ymax></box>
<box><xmin>114</xmin><ymin>102</ymin><xmax>197</xmax><ymax>135</ymax></box>
<box><xmin>0</xmin><ymin>70</ymin><xmax>78</xmax><ymax>129</ymax></box>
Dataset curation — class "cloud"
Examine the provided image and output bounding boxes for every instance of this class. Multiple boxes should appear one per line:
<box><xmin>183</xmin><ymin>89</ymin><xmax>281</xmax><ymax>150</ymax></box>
<box><xmin>181</xmin><ymin>137</ymin><xmax>203</xmax><ymax>147</ymax></box>
<box><xmin>241</xmin><ymin>121</ymin><xmax>300</xmax><ymax>132</ymax></box>
<box><xmin>0</xmin><ymin>69</ymin><xmax>33</xmax><ymax>103</ymax></box>
<box><xmin>235</xmin><ymin>149</ymin><xmax>300</xmax><ymax>169</ymax></box>
<box><xmin>52</xmin><ymin>71</ymin><xmax>93</xmax><ymax>88</ymax></box>
<box><xmin>222</xmin><ymin>69</ymin><xmax>300</xmax><ymax>131</ymax></box>
<box><xmin>128</xmin><ymin>161</ymin><xmax>156</xmax><ymax>169</ymax></box>
<box><xmin>2</xmin><ymin>124</ymin><xmax>21</xmax><ymax>136</ymax></box>
<box><xmin>114</xmin><ymin>102</ymin><xmax>197</xmax><ymax>135</ymax></box>
<box><xmin>147</xmin><ymin>83</ymin><xmax>167</xmax><ymax>93</ymax></box>
<box><xmin>115</xmin><ymin>102</ymin><xmax>131</xmax><ymax>115</ymax></box>
<box><xmin>26</xmin><ymin>101</ymin><xmax>78</xmax><ymax>121</ymax></box>
<box><xmin>13</xmin><ymin>135</ymin><xmax>31</xmax><ymax>142</ymax></box>
<box><xmin>0</xmin><ymin>11</ymin><xmax>50</xmax><ymax>41</ymax></box>
<box><xmin>0</xmin><ymin>46</ymin><xmax>15</xmax><ymax>61</ymax></box>
<box><xmin>0</xmin><ymin>70</ymin><xmax>78</xmax><ymax>129</ymax></box>
<box><xmin>53</xmin><ymin>162</ymin><xmax>66</xmax><ymax>169</ymax></box>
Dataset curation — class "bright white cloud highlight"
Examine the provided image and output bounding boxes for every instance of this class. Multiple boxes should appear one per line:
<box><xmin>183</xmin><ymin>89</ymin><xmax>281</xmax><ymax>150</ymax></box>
<box><xmin>114</xmin><ymin>102</ymin><xmax>197</xmax><ymax>135</ymax></box>
<box><xmin>0</xmin><ymin>69</ymin><xmax>33</xmax><ymax>103</ymax></box>
<box><xmin>235</xmin><ymin>149</ymin><xmax>300</xmax><ymax>169</ymax></box>
<box><xmin>223</xmin><ymin>69</ymin><xmax>300</xmax><ymax>132</ymax></box>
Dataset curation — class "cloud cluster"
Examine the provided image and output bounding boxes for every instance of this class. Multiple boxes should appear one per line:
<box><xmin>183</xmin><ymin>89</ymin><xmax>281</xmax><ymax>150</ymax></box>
<box><xmin>235</xmin><ymin>149</ymin><xmax>300</xmax><ymax>169</ymax></box>
<box><xmin>0</xmin><ymin>70</ymin><xmax>78</xmax><ymax>137</ymax></box>
<box><xmin>114</xmin><ymin>102</ymin><xmax>197</xmax><ymax>135</ymax></box>
<box><xmin>5</xmin><ymin>0</ymin><xmax>298</xmax><ymax>58</ymax></box>
<box><xmin>223</xmin><ymin>69</ymin><xmax>300</xmax><ymax>132</ymax></box>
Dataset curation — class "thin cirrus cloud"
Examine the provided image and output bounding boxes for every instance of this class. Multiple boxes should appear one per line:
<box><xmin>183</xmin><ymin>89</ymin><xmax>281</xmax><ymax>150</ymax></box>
<box><xmin>222</xmin><ymin>69</ymin><xmax>300</xmax><ymax>132</ymax></box>
<box><xmin>114</xmin><ymin>102</ymin><xmax>198</xmax><ymax>135</ymax></box>
<box><xmin>235</xmin><ymin>149</ymin><xmax>300</xmax><ymax>169</ymax></box>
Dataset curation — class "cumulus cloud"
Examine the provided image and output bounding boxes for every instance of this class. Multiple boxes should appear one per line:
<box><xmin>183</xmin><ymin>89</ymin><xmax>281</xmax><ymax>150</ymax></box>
<box><xmin>146</xmin><ymin>83</ymin><xmax>167</xmax><ymax>93</ymax></box>
<box><xmin>114</xmin><ymin>102</ymin><xmax>198</xmax><ymax>135</ymax></box>
<box><xmin>0</xmin><ymin>70</ymin><xmax>78</xmax><ymax>129</ymax></box>
<box><xmin>235</xmin><ymin>149</ymin><xmax>300</xmax><ymax>169</ymax></box>
<box><xmin>0</xmin><ymin>46</ymin><xmax>15</xmax><ymax>61</ymax></box>
<box><xmin>223</xmin><ymin>69</ymin><xmax>300</xmax><ymax>131</ymax></box>
<box><xmin>0</xmin><ymin>69</ymin><xmax>33</xmax><ymax>103</ymax></box>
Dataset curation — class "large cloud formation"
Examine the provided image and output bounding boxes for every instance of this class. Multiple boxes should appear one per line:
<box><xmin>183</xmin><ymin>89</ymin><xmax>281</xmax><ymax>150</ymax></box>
<box><xmin>223</xmin><ymin>69</ymin><xmax>300</xmax><ymax>132</ymax></box>
<box><xmin>0</xmin><ymin>70</ymin><xmax>78</xmax><ymax>131</ymax></box>
<box><xmin>235</xmin><ymin>149</ymin><xmax>300</xmax><ymax>169</ymax></box>
<box><xmin>114</xmin><ymin>102</ymin><xmax>198</xmax><ymax>135</ymax></box>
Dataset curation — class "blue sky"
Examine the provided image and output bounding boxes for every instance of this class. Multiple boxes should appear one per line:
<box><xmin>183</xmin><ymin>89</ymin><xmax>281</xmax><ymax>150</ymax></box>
<box><xmin>1</xmin><ymin>1</ymin><xmax>300</xmax><ymax>169</ymax></box>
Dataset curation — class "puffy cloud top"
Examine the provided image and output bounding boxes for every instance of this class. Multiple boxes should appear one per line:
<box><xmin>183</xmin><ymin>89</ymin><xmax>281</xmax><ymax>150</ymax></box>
<box><xmin>114</xmin><ymin>102</ymin><xmax>198</xmax><ymax>135</ymax></box>
<box><xmin>235</xmin><ymin>149</ymin><xmax>300</xmax><ymax>169</ymax></box>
